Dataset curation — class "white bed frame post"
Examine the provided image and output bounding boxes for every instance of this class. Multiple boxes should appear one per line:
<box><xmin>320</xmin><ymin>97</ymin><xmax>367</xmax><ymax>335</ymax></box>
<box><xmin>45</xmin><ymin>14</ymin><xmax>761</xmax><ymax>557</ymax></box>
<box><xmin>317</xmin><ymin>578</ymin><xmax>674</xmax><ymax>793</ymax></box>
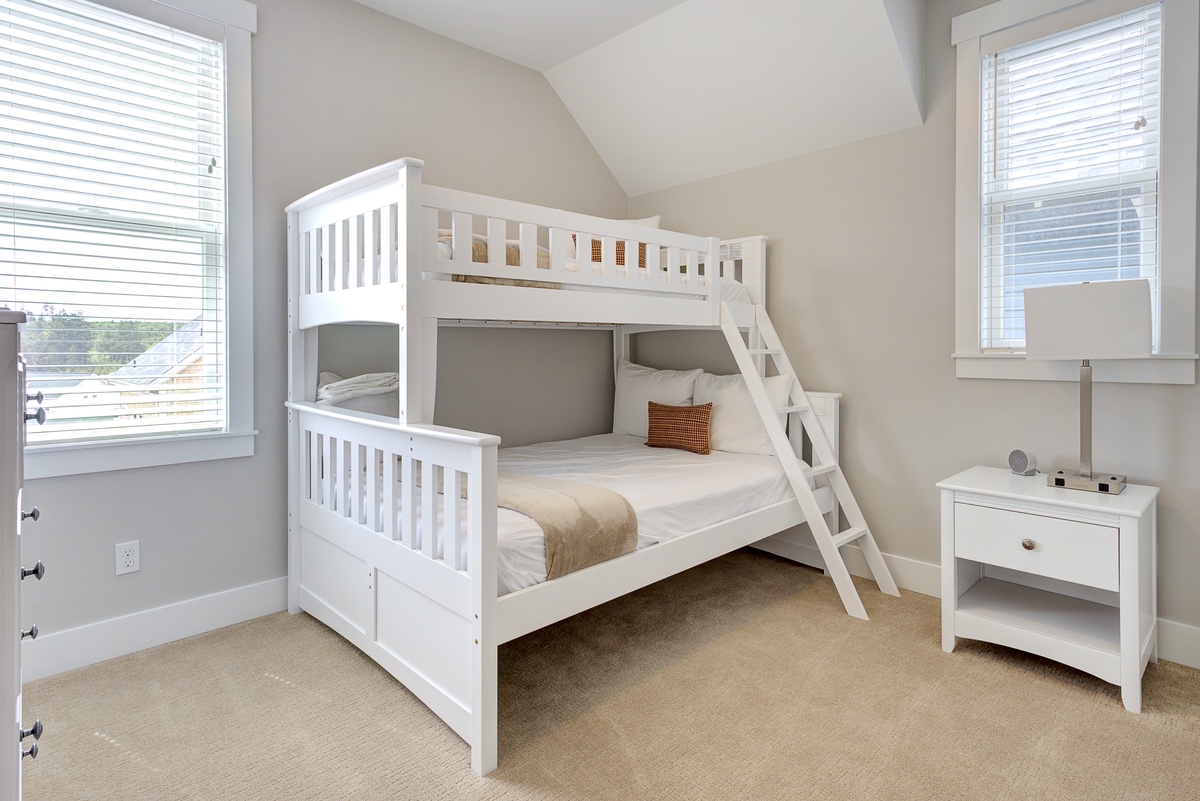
<box><xmin>286</xmin><ymin>209</ymin><xmax>315</xmax><ymax>614</ymax></box>
<box><xmin>469</xmin><ymin>441</ymin><xmax>500</xmax><ymax>776</ymax></box>
<box><xmin>396</xmin><ymin>157</ymin><xmax>435</xmax><ymax>423</ymax></box>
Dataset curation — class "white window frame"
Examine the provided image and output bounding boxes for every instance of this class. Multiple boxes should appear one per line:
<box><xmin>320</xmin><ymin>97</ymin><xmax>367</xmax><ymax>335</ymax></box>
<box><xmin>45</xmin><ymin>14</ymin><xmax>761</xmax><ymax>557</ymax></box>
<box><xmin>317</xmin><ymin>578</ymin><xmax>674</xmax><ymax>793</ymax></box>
<box><xmin>22</xmin><ymin>0</ymin><xmax>258</xmax><ymax>479</ymax></box>
<box><xmin>952</xmin><ymin>0</ymin><xmax>1198</xmax><ymax>385</ymax></box>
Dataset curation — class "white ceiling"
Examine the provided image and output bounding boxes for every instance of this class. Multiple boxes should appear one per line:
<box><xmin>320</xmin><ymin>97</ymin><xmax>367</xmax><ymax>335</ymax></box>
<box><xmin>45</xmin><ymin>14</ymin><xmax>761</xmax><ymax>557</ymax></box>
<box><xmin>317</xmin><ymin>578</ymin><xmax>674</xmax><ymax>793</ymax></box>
<box><xmin>354</xmin><ymin>0</ymin><xmax>925</xmax><ymax>196</ymax></box>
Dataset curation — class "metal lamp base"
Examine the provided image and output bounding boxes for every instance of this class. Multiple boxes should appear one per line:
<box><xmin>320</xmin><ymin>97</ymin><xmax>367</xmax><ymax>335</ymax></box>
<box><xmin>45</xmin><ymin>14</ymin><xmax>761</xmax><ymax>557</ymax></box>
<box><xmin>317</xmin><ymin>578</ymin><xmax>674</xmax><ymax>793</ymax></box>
<box><xmin>1046</xmin><ymin>470</ymin><xmax>1127</xmax><ymax>495</ymax></box>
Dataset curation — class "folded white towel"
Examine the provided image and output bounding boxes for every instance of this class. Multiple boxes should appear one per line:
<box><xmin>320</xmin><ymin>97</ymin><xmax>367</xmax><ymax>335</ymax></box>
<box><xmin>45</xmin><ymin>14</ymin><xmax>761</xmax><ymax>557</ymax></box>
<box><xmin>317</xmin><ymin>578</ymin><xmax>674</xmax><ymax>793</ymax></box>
<box><xmin>316</xmin><ymin>371</ymin><xmax>399</xmax><ymax>405</ymax></box>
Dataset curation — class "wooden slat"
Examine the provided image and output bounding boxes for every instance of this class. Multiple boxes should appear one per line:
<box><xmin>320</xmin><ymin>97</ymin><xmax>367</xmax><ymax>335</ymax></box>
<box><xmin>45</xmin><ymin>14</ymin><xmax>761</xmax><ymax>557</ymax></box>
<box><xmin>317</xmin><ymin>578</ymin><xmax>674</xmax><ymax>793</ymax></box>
<box><xmin>644</xmin><ymin>243</ymin><xmax>660</xmax><ymax>280</ymax></box>
<box><xmin>350</xmin><ymin>440</ymin><xmax>363</xmax><ymax>523</ymax></box>
<box><xmin>363</xmin><ymin>209</ymin><xmax>377</xmax><ymax>287</ymax></box>
<box><xmin>487</xmin><ymin>218</ymin><xmax>505</xmax><ymax>266</ymax></box>
<box><xmin>308</xmin><ymin>431</ymin><xmax>319</xmax><ymax>503</ymax></box>
<box><xmin>382</xmin><ymin>450</ymin><xmax>397</xmax><ymax>540</ymax></box>
<box><xmin>548</xmin><ymin>227</ymin><xmax>570</xmax><ymax>271</ymax></box>
<box><xmin>323</xmin><ymin>434</ymin><xmax>335</xmax><ymax>511</ymax></box>
<box><xmin>348</xmin><ymin>214</ymin><xmax>361</xmax><ymax>289</ymax></box>
<box><xmin>519</xmin><ymin>223</ymin><xmax>537</xmax><ymax>270</ymax></box>
<box><xmin>323</xmin><ymin>224</ymin><xmax>335</xmax><ymax>293</ymax></box>
<box><xmin>365</xmin><ymin>447</ymin><xmax>379</xmax><ymax>532</ymax></box>
<box><xmin>421</xmin><ymin>461</ymin><xmax>437</xmax><ymax>558</ymax></box>
<box><xmin>401</xmin><ymin>456</ymin><xmax>417</xmax><ymax>549</ymax></box>
<box><xmin>452</xmin><ymin>212</ymin><xmax>473</xmax><ymax>264</ymax></box>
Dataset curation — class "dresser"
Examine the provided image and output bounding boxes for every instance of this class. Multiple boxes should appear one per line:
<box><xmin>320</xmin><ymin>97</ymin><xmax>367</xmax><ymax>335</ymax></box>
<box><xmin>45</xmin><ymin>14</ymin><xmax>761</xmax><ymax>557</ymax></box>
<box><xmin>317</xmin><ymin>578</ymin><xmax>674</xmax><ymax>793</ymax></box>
<box><xmin>1</xmin><ymin>310</ymin><xmax>45</xmax><ymax>798</ymax></box>
<box><xmin>937</xmin><ymin>466</ymin><xmax>1158</xmax><ymax>713</ymax></box>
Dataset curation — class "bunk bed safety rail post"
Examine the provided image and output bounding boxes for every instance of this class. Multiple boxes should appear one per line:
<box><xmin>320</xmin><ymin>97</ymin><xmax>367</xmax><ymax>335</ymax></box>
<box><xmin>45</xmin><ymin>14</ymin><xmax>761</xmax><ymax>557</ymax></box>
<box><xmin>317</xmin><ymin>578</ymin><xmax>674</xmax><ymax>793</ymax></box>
<box><xmin>286</xmin><ymin>402</ymin><xmax>500</xmax><ymax>772</ymax></box>
<box><xmin>397</xmin><ymin>159</ymin><xmax>429</xmax><ymax>423</ymax></box>
<box><xmin>705</xmin><ymin>236</ymin><xmax>721</xmax><ymax>325</ymax></box>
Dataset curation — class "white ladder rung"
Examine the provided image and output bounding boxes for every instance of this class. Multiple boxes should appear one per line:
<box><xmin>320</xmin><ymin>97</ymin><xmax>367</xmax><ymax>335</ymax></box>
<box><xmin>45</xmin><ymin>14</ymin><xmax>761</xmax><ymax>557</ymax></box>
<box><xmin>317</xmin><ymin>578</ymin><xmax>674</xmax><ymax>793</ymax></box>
<box><xmin>804</xmin><ymin>463</ymin><xmax>838</xmax><ymax>480</ymax></box>
<box><xmin>777</xmin><ymin>403</ymin><xmax>809</xmax><ymax>415</ymax></box>
<box><xmin>747</xmin><ymin>348</ymin><xmax>782</xmax><ymax>357</ymax></box>
<box><xmin>830</xmin><ymin>525</ymin><xmax>869</xmax><ymax>548</ymax></box>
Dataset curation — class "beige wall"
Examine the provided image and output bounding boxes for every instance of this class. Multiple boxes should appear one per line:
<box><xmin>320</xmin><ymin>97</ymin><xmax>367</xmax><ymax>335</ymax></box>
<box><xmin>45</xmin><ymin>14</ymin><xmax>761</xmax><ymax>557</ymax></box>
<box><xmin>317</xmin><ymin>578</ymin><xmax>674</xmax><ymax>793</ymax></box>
<box><xmin>21</xmin><ymin>0</ymin><xmax>626</xmax><ymax>639</ymax></box>
<box><xmin>22</xmin><ymin>0</ymin><xmax>1198</xmax><ymax>668</ymax></box>
<box><xmin>631</xmin><ymin>0</ymin><xmax>1200</xmax><ymax>632</ymax></box>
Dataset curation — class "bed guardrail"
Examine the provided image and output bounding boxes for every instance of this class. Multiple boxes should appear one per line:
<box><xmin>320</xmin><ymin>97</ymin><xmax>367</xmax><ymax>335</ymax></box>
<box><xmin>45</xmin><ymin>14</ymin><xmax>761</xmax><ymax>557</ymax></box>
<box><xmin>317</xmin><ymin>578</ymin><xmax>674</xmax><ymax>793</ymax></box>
<box><xmin>287</xmin><ymin>159</ymin><xmax>726</xmax><ymax>315</ymax></box>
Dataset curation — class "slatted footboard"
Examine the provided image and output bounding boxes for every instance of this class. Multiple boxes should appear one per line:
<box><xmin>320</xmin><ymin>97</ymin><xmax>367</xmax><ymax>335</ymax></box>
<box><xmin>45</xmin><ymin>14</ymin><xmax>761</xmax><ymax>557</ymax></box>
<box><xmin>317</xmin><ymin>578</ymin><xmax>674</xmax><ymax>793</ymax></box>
<box><xmin>285</xmin><ymin>401</ymin><xmax>501</xmax><ymax>775</ymax></box>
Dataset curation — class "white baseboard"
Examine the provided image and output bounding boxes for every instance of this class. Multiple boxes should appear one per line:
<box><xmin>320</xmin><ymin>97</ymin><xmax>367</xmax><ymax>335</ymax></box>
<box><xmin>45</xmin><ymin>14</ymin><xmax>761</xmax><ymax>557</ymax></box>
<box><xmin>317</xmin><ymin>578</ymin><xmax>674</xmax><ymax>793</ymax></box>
<box><xmin>754</xmin><ymin>532</ymin><xmax>1200</xmax><ymax>670</ymax></box>
<box><xmin>22</xmin><ymin>577</ymin><xmax>288</xmax><ymax>682</ymax></box>
<box><xmin>1157</xmin><ymin>618</ymin><xmax>1200</xmax><ymax>670</ymax></box>
<box><xmin>753</xmin><ymin>531</ymin><xmax>941</xmax><ymax>598</ymax></box>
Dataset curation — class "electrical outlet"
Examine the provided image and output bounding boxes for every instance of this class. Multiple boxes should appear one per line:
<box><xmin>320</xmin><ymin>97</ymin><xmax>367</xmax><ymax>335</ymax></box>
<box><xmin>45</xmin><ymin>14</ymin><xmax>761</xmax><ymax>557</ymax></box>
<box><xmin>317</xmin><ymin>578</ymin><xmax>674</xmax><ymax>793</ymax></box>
<box><xmin>115</xmin><ymin>540</ymin><xmax>140</xmax><ymax>575</ymax></box>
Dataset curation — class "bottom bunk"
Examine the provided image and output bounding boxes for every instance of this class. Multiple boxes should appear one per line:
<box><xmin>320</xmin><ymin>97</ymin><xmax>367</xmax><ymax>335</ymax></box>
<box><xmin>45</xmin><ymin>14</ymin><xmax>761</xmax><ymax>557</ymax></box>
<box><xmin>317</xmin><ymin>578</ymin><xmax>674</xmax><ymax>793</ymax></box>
<box><xmin>285</xmin><ymin>386</ymin><xmax>839</xmax><ymax>776</ymax></box>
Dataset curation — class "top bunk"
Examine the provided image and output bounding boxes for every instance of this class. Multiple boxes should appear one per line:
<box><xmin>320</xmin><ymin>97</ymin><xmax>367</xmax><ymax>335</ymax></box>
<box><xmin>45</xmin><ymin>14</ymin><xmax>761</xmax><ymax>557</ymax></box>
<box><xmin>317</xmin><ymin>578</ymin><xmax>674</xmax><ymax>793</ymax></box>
<box><xmin>285</xmin><ymin>158</ymin><xmax>765</xmax><ymax>331</ymax></box>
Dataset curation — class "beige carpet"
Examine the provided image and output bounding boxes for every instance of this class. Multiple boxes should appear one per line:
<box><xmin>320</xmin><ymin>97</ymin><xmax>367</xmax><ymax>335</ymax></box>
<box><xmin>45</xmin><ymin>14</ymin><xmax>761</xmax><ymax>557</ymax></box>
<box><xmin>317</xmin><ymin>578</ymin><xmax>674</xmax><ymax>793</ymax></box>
<box><xmin>22</xmin><ymin>549</ymin><xmax>1200</xmax><ymax>800</ymax></box>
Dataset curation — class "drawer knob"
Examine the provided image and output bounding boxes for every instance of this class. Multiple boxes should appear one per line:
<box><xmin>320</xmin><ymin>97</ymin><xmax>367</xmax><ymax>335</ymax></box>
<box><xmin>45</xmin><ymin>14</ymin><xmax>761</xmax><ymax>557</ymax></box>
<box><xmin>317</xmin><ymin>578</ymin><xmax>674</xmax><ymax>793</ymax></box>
<box><xmin>1021</xmin><ymin>538</ymin><xmax>1035</xmax><ymax>551</ymax></box>
<box><xmin>20</xmin><ymin>720</ymin><xmax>43</xmax><ymax>741</ymax></box>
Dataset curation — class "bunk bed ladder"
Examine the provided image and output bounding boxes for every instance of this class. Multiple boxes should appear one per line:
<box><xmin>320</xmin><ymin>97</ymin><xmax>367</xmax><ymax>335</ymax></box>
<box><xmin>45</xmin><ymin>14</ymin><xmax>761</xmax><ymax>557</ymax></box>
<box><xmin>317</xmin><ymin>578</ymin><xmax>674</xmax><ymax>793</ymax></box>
<box><xmin>719</xmin><ymin>302</ymin><xmax>899</xmax><ymax>620</ymax></box>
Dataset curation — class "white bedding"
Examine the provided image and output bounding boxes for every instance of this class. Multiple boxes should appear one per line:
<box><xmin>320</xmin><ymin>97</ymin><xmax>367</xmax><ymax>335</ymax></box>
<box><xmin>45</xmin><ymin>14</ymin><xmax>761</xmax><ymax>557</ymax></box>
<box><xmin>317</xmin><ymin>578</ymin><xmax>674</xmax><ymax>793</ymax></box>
<box><xmin>493</xmin><ymin>433</ymin><xmax>794</xmax><ymax>594</ymax></box>
<box><xmin>365</xmin><ymin>433</ymin><xmax>797</xmax><ymax>595</ymax></box>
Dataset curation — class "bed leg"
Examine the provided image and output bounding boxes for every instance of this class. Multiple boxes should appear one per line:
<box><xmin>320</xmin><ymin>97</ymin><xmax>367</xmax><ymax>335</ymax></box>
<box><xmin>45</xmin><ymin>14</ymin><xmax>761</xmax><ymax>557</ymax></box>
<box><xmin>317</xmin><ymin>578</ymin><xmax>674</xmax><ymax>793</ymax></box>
<box><xmin>470</xmin><ymin>641</ymin><xmax>498</xmax><ymax>776</ymax></box>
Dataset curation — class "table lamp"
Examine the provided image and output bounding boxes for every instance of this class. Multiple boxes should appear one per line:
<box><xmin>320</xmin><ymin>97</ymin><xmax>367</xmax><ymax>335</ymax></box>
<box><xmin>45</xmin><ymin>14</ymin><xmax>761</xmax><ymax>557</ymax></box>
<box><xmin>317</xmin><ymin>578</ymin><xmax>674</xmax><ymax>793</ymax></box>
<box><xmin>1023</xmin><ymin>279</ymin><xmax>1152</xmax><ymax>494</ymax></box>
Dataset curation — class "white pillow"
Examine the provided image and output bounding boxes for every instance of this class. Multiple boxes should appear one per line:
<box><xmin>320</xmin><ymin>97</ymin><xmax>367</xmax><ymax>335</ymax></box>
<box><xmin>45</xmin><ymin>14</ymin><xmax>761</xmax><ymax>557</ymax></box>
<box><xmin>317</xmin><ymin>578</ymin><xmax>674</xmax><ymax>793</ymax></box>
<box><xmin>568</xmin><ymin>215</ymin><xmax>661</xmax><ymax>259</ymax></box>
<box><xmin>612</xmin><ymin>359</ymin><xmax>702</xmax><ymax>439</ymax></box>
<box><xmin>693</xmin><ymin>372</ymin><xmax>793</xmax><ymax>455</ymax></box>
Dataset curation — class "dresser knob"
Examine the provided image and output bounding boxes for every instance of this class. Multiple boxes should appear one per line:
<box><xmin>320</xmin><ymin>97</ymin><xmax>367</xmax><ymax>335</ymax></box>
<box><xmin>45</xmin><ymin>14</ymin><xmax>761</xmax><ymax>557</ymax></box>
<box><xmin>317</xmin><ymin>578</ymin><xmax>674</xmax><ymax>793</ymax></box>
<box><xmin>26</xmin><ymin>390</ymin><xmax>43</xmax><ymax>405</ymax></box>
<box><xmin>21</xmin><ymin>743</ymin><xmax>37</xmax><ymax>760</ymax></box>
<box><xmin>21</xmin><ymin>507</ymin><xmax>38</xmax><ymax>523</ymax></box>
<box><xmin>20</xmin><ymin>561</ymin><xmax>45</xmax><ymax>581</ymax></box>
<box><xmin>1021</xmin><ymin>539</ymin><xmax>1035</xmax><ymax>551</ymax></box>
<box><xmin>21</xmin><ymin>625</ymin><xmax>37</xmax><ymax>641</ymax></box>
<box><xmin>19</xmin><ymin>720</ymin><xmax>42</xmax><ymax>741</ymax></box>
<box><xmin>25</xmin><ymin>407</ymin><xmax>46</xmax><ymax>425</ymax></box>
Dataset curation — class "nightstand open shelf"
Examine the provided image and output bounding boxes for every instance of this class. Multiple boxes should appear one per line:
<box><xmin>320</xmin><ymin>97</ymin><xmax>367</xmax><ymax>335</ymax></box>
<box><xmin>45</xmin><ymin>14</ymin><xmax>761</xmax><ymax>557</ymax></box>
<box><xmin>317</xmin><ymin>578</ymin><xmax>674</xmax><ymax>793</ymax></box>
<box><xmin>956</xmin><ymin>577</ymin><xmax>1121</xmax><ymax>682</ymax></box>
<box><xmin>938</xmin><ymin>466</ymin><xmax>1157</xmax><ymax>712</ymax></box>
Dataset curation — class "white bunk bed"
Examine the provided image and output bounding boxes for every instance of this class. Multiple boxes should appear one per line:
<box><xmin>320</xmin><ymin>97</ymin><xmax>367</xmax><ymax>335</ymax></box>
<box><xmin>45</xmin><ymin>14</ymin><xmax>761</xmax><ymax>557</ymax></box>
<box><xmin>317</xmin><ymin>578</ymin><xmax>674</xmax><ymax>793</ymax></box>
<box><xmin>285</xmin><ymin>158</ymin><xmax>897</xmax><ymax>776</ymax></box>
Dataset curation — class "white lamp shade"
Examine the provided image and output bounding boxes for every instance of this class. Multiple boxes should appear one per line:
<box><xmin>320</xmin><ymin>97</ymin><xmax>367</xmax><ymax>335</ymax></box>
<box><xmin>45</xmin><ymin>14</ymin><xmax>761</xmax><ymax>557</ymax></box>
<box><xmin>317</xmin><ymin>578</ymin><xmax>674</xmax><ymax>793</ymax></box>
<box><xmin>1024</xmin><ymin>279</ymin><xmax>1153</xmax><ymax>361</ymax></box>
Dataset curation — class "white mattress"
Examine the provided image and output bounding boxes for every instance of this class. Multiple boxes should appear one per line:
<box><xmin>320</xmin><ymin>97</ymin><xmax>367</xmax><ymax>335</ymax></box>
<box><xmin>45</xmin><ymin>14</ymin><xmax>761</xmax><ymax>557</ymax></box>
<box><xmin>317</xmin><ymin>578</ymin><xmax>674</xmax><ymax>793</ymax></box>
<box><xmin>492</xmin><ymin>433</ymin><xmax>794</xmax><ymax>594</ymax></box>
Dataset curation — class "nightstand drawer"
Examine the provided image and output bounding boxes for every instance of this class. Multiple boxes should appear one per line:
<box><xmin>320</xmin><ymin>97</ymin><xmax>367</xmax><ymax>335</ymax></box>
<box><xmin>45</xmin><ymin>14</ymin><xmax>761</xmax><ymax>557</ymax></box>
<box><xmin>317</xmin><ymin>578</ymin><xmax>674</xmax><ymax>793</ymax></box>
<box><xmin>954</xmin><ymin>502</ymin><xmax>1118</xmax><ymax>591</ymax></box>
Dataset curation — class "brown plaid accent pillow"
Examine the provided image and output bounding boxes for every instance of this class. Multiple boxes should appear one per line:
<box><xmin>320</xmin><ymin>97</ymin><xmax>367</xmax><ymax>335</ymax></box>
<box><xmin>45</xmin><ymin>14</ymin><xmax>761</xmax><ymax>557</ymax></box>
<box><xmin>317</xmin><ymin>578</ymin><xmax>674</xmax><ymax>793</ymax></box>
<box><xmin>645</xmin><ymin>401</ymin><xmax>712</xmax><ymax>455</ymax></box>
<box><xmin>574</xmin><ymin>235</ymin><xmax>648</xmax><ymax>269</ymax></box>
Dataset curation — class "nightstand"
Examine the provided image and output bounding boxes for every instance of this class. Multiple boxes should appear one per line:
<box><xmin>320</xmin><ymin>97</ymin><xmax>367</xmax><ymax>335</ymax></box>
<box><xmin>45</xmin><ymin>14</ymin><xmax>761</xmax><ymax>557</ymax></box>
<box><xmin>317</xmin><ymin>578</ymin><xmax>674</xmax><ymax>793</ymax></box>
<box><xmin>937</xmin><ymin>466</ymin><xmax>1158</xmax><ymax>712</ymax></box>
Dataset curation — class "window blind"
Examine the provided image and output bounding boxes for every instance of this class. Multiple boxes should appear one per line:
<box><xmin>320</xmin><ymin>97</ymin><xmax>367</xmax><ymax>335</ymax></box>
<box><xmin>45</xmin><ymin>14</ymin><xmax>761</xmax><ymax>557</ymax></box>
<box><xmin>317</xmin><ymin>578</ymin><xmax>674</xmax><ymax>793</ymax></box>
<box><xmin>979</xmin><ymin>3</ymin><xmax>1161</xmax><ymax>351</ymax></box>
<box><xmin>0</xmin><ymin>0</ymin><xmax>227</xmax><ymax>444</ymax></box>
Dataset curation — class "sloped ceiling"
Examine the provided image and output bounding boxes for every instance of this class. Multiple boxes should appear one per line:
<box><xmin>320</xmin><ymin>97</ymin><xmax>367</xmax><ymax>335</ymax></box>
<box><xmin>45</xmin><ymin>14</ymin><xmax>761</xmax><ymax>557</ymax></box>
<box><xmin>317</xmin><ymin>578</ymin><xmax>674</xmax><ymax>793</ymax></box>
<box><xmin>354</xmin><ymin>0</ymin><xmax>925</xmax><ymax>196</ymax></box>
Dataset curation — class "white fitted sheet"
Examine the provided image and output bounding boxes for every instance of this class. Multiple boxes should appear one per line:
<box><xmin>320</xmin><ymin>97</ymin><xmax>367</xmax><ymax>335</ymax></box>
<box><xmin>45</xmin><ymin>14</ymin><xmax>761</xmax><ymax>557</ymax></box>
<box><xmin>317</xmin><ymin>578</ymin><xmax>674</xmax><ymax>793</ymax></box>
<box><xmin>492</xmin><ymin>433</ymin><xmax>795</xmax><ymax>594</ymax></box>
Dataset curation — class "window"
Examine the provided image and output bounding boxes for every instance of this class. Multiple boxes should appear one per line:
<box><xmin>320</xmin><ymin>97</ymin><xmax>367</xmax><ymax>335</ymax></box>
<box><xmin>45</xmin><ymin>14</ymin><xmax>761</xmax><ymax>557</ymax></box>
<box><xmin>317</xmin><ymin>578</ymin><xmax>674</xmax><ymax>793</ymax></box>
<box><xmin>0</xmin><ymin>0</ymin><xmax>257</xmax><ymax>477</ymax></box>
<box><xmin>952</xmin><ymin>0</ymin><xmax>1197</xmax><ymax>384</ymax></box>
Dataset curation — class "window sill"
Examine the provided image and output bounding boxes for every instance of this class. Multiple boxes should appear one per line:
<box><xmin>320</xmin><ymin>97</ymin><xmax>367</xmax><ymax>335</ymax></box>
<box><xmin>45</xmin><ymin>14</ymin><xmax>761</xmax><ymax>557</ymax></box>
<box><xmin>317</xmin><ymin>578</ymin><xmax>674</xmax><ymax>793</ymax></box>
<box><xmin>953</xmin><ymin>354</ymin><xmax>1197</xmax><ymax>385</ymax></box>
<box><xmin>25</xmin><ymin>430</ymin><xmax>257</xmax><ymax>480</ymax></box>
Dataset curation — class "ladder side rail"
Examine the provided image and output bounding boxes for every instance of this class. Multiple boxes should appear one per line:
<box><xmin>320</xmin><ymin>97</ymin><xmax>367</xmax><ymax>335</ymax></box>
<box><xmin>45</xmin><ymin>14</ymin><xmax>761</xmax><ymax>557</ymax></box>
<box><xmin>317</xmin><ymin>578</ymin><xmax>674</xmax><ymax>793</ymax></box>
<box><xmin>750</xmin><ymin>307</ymin><xmax>899</xmax><ymax>598</ymax></box>
<box><xmin>750</xmin><ymin>306</ymin><xmax>839</xmax><ymax>469</ymax></box>
<box><xmin>718</xmin><ymin>304</ymin><xmax>869</xmax><ymax>620</ymax></box>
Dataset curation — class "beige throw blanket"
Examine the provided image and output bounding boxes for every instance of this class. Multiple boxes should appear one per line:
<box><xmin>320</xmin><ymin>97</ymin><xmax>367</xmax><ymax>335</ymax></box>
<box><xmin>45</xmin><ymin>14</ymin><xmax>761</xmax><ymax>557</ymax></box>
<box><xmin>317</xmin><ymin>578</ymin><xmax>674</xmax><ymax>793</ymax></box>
<box><xmin>496</xmin><ymin>472</ymin><xmax>637</xmax><ymax>580</ymax></box>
